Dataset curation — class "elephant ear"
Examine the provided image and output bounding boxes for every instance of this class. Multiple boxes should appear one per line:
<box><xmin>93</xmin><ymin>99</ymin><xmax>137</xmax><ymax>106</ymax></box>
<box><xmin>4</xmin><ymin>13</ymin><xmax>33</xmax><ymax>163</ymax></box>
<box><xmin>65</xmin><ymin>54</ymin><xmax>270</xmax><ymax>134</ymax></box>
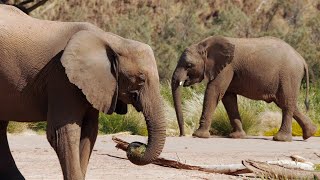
<box><xmin>199</xmin><ymin>36</ymin><xmax>235</xmax><ymax>80</ymax></box>
<box><xmin>60</xmin><ymin>30</ymin><xmax>119</xmax><ymax>114</ymax></box>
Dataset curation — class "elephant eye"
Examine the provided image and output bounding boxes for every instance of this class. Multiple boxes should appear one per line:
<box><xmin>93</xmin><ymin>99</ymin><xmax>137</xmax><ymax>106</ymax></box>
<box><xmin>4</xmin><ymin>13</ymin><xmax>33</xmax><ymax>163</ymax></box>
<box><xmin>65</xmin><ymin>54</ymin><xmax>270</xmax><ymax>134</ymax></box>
<box><xmin>137</xmin><ymin>74</ymin><xmax>146</xmax><ymax>86</ymax></box>
<box><xmin>186</xmin><ymin>63</ymin><xmax>192</xmax><ymax>69</ymax></box>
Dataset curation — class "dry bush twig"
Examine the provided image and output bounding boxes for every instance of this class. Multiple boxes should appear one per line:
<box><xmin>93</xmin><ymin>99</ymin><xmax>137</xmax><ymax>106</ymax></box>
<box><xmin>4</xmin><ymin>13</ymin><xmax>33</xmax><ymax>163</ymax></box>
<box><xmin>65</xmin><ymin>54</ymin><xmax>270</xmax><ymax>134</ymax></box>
<box><xmin>23</xmin><ymin>0</ymin><xmax>48</xmax><ymax>13</ymax></box>
<box><xmin>1</xmin><ymin>0</ymin><xmax>48</xmax><ymax>14</ymax></box>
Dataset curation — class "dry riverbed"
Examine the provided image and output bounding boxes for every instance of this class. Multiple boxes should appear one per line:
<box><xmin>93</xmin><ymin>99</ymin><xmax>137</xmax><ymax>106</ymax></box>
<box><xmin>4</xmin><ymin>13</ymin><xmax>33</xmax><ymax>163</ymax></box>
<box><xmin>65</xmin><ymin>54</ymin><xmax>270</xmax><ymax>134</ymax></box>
<box><xmin>8</xmin><ymin>133</ymin><xmax>320</xmax><ymax>179</ymax></box>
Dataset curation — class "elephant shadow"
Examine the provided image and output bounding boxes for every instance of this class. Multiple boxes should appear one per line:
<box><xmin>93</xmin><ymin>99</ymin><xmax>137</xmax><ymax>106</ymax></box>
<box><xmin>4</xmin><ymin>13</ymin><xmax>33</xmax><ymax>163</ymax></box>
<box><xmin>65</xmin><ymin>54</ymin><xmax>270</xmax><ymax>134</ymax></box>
<box><xmin>206</xmin><ymin>136</ymin><xmax>304</xmax><ymax>142</ymax></box>
<box><xmin>242</xmin><ymin>136</ymin><xmax>304</xmax><ymax>142</ymax></box>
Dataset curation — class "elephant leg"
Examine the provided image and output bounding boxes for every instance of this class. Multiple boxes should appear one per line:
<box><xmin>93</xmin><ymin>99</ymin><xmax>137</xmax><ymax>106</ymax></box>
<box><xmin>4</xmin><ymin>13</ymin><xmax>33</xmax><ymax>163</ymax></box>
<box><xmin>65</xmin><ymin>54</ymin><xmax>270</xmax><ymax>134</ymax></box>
<box><xmin>293</xmin><ymin>106</ymin><xmax>317</xmax><ymax>140</ymax></box>
<box><xmin>273</xmin><ymin>78</ymin><xmax>299</xmax><ymax>142</ymax></box>
<box><xmin>222</xmin><ymin>93</ymin><xmax>246</xmax><ymax>138</ymax></box>
<box><xmin>0</xmin><ymin>121</ymin><xmax>25</xmax><ymax>180</ymax></box>
<box><xmin>193</xmin><ymin>67</ymin><xmax>234</xmax><ymax>138</ymax></box>
<box><xmin>46</xmin><ymin>60</ymin><xmax>92</xmax><ymax>179</ymax></box>
<box><xmin>273</xmin><ymin>93</ymin><xmax>295</xmax><ymax>142</ymax></box>
<box><xmin>46</xmin><ymin>98</ymin><xmax>86</xmax><ymax>180</ymax></box>
<box><xmin>273</xmin><ymin>109</ymin><xmax>293</xmax><ymax>142</ymax></box>
<box><xmin>79</xmin><ymin>108</ymin><xmax>99</xmax><ymax>177</ymax></box>
<box><xmin>47</xmin><ymin>123</ymin><xmax>83</xmax><ymax>180</ymax></box>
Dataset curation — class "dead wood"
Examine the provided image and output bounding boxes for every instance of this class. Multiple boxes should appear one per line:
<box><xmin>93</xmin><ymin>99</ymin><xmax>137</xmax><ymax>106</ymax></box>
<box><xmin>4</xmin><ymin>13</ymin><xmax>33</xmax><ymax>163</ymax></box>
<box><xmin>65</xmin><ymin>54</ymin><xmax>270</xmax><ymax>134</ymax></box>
<box><xmin>243</xmin><ymin>159</ymin><xmax>319</xmax><ymax>179</ymax></box>
<box><xmin>112</xmin><ymin>136</ymin><xmax>319</xmax><ymax>178</ymax></box>
<box><xmin>1</xmin><ymin>0</ymin><xmax>48</xmax><ymax>14</ymax></box>
<box><xmin>112</xmin><ymin>136</ymin><xmax>249</xmax><ymax>175</ymax></box>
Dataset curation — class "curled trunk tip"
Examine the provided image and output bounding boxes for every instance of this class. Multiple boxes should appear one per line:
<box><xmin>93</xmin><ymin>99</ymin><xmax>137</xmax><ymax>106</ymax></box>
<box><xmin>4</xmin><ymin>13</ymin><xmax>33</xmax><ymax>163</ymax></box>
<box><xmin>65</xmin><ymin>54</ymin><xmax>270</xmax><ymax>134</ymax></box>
<box><xmin>126</xmin><ymin>88</ymin><xmax>166</xmax><ymax>165</ymax></box>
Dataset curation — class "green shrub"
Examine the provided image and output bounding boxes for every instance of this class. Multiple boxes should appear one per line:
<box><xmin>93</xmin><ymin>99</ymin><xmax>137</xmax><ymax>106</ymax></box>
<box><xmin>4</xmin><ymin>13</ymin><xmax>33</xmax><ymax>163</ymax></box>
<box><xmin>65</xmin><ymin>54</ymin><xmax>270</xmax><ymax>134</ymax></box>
<box><xmin>210</xmin><ymin>105</ymin><xmax>233</xmax><ymax>136</ymax></box>
<box><xmin>182</xmin><ymin>91</ymin><xmax>204</xmax><ymax>135</ymax></box>
<box><xmin>28</xmin><ymin>122</ymin><xmax>47</xmax><ymax>134</ymax></box>
<box><xmin>211</xmin><ymin>97</ymin><xmax>269</xmax><ymax>136</ymax></box>
<box><xmin>98</xmin><ymin>106</ymin><xmax>147</xmax><ymax>136</ymax></box>
<box><xmin>7</xmin><ymin>122</ymin><xmax>28</xmax><ymax>134</ymax></box>
<box><xmin>177</xmin><ymin>88</ymin><xmax>267</xmax><ymax>136</ymax></box>
<box><xmin>160</xmin><ymin>81</ymin><xmax>174</xmax><ymax>106</ymax></box>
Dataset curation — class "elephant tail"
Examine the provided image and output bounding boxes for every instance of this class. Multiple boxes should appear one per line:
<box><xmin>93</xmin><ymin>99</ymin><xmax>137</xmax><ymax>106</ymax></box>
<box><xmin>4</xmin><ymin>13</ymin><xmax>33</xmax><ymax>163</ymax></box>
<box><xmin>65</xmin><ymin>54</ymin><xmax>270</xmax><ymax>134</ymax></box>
<box><xmin>304</xmin><ymin>63</ymin><xmax>310</xmax><ymax>111</ymax></box>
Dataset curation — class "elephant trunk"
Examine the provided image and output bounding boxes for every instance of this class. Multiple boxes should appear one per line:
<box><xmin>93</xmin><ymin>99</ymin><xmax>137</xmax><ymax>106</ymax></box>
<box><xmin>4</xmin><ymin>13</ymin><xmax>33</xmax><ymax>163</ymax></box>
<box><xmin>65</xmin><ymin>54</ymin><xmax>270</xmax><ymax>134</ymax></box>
<box><xmin>171</xmin><ymin>71</ymin><xmax>186</xmax><ymax>136</ymax></box>
<box><xmin>127</xmin><ymin>82</ymin><xmax>166</xmax><ymax>165</ymax></box>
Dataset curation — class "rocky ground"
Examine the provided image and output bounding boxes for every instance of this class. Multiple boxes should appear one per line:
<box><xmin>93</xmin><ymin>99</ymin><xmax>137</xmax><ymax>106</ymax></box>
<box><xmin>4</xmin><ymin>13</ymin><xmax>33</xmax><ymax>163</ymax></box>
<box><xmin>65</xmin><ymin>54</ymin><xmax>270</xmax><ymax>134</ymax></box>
<box><xmin>8</xmin><ymin>133</ymin><xmax>320</xmax><ymax>179</ymax></box>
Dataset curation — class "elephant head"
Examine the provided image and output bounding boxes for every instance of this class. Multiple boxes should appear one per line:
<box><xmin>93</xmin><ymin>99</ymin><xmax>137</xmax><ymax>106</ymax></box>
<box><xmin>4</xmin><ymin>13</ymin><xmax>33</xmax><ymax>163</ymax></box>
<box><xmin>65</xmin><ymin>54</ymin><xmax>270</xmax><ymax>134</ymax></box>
<box><xmin>60</xmin><ymin>30</ymin><xmax>166</xmax><ymax>165</ymax></box>
<box><xmin>171</xmin><ymin>36</ymin><xmax>234</xmax><ymax>136</ymax></box>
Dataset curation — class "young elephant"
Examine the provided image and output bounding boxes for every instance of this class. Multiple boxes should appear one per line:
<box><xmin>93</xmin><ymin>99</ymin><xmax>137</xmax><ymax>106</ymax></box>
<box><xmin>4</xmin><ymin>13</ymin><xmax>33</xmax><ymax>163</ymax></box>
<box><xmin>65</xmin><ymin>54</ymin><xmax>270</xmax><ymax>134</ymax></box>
<box><xmin>0</xmin><ymin>5</ymin><xmax>166</xmax><ymax>180</ymax></box>
<box><xmin>172</xmin><ymin>35</ymin><xmax>317</xmax><ymax>141</ymax></box>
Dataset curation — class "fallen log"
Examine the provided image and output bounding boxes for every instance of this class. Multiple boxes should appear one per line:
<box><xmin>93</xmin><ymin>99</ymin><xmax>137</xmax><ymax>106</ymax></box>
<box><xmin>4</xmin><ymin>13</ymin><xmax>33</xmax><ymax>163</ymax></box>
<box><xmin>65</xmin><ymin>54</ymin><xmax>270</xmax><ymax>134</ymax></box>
<box><xmin>243</xmin><ymin>159</ymin><xmax>320</xmax><ymax>179</ymax></box>
<box><xmin>112</xmin><ymin>136</ymin><xmax>318</xmax><ymax>177</ymax></box>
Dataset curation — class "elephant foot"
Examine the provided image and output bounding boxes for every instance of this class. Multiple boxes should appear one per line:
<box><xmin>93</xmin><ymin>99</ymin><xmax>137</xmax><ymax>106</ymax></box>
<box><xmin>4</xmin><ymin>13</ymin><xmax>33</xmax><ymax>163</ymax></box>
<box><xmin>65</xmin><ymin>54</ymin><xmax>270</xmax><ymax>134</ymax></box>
<box><xmin>229</xmin><ymin>130</ymin><xmax>246</xmax><ymax>139</ymax></box>
<box><xmin>192</xmin><ymin>129</ymin><xmax>210</xmax><ymax>138</ymax></box>
<box><xmin>273</xmin><ymin>131</ymin><xmax>292</xmax><ymax>142</ymax></box>
<box><xmin>302</xmin><ymin>124</ymin><xmax>317</xmax><ymax>140</ymax></box>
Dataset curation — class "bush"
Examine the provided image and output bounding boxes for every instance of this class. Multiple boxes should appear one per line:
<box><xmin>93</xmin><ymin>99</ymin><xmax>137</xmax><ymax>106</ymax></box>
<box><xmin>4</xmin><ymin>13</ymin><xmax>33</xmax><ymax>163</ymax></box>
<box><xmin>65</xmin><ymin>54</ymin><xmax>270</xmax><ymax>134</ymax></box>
<box><xmin>210</xmin><ymin>97</ymin><xmax>273</xmax><ymax>136</ymax></box>
<box><xmin>98</xmin><ymin>106</ymin><xmax>147</xmax><ymax>136</ymax></box>
<box><xmin>7</xmin><ymin>122</ymin><xmax>28</xmax><ymax>134</ymax></box>
<box><xmin>28</xmin><ymin>122</ymin><xmax>47</xmax><ymax>134</ymax></box>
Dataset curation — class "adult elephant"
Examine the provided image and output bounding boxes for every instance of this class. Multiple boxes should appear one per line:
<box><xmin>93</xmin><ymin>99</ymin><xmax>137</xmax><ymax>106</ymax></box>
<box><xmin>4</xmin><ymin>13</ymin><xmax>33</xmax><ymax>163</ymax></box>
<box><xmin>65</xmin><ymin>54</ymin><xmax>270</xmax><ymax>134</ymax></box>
<box><xmin>171</xmin><ymin>35</ymin><xmax>317</xmax><ymax>142</ymax></box>
<box><xmin>0</xmin><ymin>5</ymin><xmax>166</xmax><ymax>180</ymax></box>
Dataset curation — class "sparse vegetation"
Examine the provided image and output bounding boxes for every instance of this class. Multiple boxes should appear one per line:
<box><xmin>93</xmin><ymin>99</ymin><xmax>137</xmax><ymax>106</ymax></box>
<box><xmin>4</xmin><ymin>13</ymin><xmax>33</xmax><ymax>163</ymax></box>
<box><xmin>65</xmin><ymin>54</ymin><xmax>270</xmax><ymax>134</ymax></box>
<box><xmin>163</xmin><ymin>84</ymin><xmax>320</xmax><ymax>137</ymax></box>
<box><xmin>28</xmin><ymin>122</ymin><xmax>47</xmax><ymax>134</ymax></box>
<box><xmin>6</xmin><ymin>0</ymin><xmax>320</xmax><ymax>136</ymax></box>
<box><xmin>7</xmin><ymin>122</ymin><xmax>29</xmax><ymax>134</ymax></box>
<box><xmin>10</xmin><ymin>84</ymin><xmax>319</xmax><ymax>136</ymax></box>
<box><xmin>29</xmin><ymin>0</ymin><xmax>320</xmax><ymax>81</ymax></box>
<box><xmin>98</xmin><ymin>107</ymin><xmax>147</xmax><ymax>135</ymax></box>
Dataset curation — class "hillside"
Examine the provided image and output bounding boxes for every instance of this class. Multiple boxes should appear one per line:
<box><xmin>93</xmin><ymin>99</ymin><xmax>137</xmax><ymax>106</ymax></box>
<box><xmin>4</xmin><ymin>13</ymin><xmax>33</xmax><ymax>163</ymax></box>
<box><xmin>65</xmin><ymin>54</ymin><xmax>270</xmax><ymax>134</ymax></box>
<box><xmin>29</xmin><ymin>0</ymin><xmax>320</xmax><ymax>81</ymax></box>
<box><xmin>4</xmin><ymin>0</ymin><xmax>320</xmax><ymax>137</ymax></box>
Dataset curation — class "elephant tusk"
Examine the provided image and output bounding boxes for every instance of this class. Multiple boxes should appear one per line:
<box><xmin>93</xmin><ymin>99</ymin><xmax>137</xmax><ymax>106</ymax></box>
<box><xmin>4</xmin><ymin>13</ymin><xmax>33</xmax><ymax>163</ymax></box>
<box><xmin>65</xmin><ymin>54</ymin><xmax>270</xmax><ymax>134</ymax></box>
<box><xmin>179</xmin><ymin>81</ymin><xmax>184</xmax><ymax>86</ymax></box>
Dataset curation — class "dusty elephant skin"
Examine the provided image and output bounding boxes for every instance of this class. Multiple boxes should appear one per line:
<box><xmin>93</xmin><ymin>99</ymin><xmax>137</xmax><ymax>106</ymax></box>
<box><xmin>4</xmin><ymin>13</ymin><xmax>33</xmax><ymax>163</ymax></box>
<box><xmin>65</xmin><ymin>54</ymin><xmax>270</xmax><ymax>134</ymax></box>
<box><xmin>172</xmin><ymin>35</ymin><xmax>317</xmax><ymax>141</ymax></box>
<box><xmin>0</xmin><ymin>5</ymin><xmax>166</xmax><ymax>180</ymax></box>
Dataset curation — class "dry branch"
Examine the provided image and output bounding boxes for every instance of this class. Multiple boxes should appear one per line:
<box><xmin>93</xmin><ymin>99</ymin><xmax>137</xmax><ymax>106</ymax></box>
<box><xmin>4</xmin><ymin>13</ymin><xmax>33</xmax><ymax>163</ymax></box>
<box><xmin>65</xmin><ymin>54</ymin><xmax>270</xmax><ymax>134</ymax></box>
<box><xmin>1</xmin><ymin>0</ymin><xmax>48</xmax><ymax>14</ymax></box>
<box><xmin>112</xmin><ymin>136</ymin><xmax>249</xmax><ymax>175</ymax></box>
<box><xmin>243</xmin><ymin>159</ymin><xmax>320</xmax><ymax>179</ymax></box>
<box><xmin>112</xmin><ymin>136</ymin><xmax>318</xmax><ymax>177</ymax></box>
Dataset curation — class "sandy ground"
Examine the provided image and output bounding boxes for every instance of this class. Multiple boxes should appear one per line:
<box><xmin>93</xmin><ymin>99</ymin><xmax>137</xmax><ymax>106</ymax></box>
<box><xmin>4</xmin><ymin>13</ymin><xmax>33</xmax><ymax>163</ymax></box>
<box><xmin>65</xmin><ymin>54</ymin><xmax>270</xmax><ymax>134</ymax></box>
<box><xmin>7</xmin><ymin>133</ymin><xmax>320</xmax><ymax>180</ymax></box>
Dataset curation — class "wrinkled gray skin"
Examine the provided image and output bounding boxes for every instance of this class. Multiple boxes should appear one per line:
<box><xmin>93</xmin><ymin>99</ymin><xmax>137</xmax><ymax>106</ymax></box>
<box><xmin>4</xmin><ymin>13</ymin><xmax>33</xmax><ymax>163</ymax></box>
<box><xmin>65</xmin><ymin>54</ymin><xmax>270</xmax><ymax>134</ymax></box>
<box><xmin>0</xmin><ymin>5</ymin><xmax>166</xmax><ymax>180</ymax></box>
<box><xmin>172</xmin><ymin>35</ymin><xmax>317</xmax><ymax>141</ymax></box>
